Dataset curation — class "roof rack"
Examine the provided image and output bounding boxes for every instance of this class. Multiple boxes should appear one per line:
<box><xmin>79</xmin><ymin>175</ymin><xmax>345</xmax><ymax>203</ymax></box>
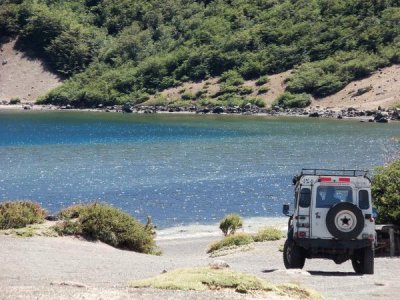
<box><xmin>300</xmin><ymin>169</ymin><xmax>369</xmax><ymax>177</ymax></box>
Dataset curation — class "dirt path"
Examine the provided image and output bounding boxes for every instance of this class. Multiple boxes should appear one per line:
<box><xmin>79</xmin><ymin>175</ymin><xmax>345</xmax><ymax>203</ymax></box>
<box><xmin>0</xmin><ymin>234</ymin><xmax>399</xmax><ymax>299</ymax></box>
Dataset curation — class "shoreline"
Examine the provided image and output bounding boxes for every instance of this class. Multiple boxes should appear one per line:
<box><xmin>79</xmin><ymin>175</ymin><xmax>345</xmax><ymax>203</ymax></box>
<box><xmin>1</xmin><ymin>103</ymin><xmax>399</xmax><ymax>122</ymax></box>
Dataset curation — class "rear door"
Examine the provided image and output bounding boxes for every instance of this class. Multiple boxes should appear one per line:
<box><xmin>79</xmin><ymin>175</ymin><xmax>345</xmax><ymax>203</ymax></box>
<box><xmin>310</xmin><ymin>182</ymin><xmax>355</xmax><ymax>238</ymax></box>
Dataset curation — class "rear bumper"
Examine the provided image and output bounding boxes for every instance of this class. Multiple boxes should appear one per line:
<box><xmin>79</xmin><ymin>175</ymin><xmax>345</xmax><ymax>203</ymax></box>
<box><xmin>295</xmin><ymin>238</ymin><xmax>372</xmax><ymax>250</ymax></box>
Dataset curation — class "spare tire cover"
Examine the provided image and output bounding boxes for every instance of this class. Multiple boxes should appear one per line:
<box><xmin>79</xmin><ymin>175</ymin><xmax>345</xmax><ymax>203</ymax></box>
<box><xmin>326</xmin><ymin>202</ymin><xmax>364</xmax><ymax>240</ymax></box>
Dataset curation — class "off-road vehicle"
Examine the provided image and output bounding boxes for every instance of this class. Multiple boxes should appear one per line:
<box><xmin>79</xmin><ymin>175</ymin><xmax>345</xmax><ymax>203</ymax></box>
<box><xmin>282</xmin><ymin>169</ymin><xmax>375</xmax><ymax>274</ymax></box>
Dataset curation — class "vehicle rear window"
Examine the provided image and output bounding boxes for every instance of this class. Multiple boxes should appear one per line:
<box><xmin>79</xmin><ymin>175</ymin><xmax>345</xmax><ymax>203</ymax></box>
<box><xmin>316</xmin><ymin>186</ymin><xmax>353</xmax><ymax>208</ymax></box>
<box><xmin>299</xmin><ymin>188</ymin><xmax>311</xmax><ymax>208</ymax></box>
<box><xmin>358</xmin><ymin>190</ymin><xmax>370</xmax><ymax>209</ymax></box>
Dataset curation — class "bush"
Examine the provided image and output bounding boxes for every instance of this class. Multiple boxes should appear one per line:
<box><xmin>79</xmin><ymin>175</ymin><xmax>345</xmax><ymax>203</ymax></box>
<box><xmin>208</xmin><ymin>233</ymin><xmax>254</xmax><ymax>253</ymax></box>
<box><xmin>238</xmin><ymin>86</ymin><xmax>253</xmax><ymax>95</ymax></box>
<box><xmin>257</xmin><ymin>86</ymin><xmax>270</xmax><ymax>94</ymax></box>
<box><xmin>218</xmin><ymin>70</ymin><xmax>244</xmax><ymax>86</ymax></box>
<box><xmin>273</xmin><ymin>92</ymin><xmax>311</xmax><ymax>108</ymax></box>
<box><xmin>57</xmin><ymin>204</ymin><xmax>86</xmax><ymax>220</ymax></box>
<box><xmin>253</xmin><ymin>227</ymin><xmax>282</xmax><ymax>242</ymax></box>
<box><xmin>372</xmin><ymin>160</ymin><xmax>400</xmax><ymax>226</ymax></box>
<box><xmin>255</xmin><ymin>76</ymin><xmax>269</xmax><ymax>86</ymax></box>
<box><xmin>243</xmin><ymin>97</ymin><xmax>265</xmax><ymax>108</ymax></box>
<box><xmin>219</xmin><ymin>214</ymin><xmax>243</xmax><ymax>236</ymax></box>
<box><xmin>9</xmin><ymin>97</ymin><xmax>21</xmax><ymax>104</ymax></box>
<box><xmin>56</xmin><ymin>203</ymin><xmax>156</xmax><ymax>253</ymax></box>
<box><xmin>0</xmin><ymin>201</ymin><xmax>46</xmax><ymax>230</ymax></box>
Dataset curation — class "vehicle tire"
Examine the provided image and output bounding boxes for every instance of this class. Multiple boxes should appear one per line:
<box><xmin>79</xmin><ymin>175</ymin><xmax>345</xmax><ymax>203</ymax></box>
<box><xmin>351</xmin><ymin>247</ymin><xmax>374</xmax><ymax>274</ymax></box>
<box><xmin>351</xmin><ymin>249</ymin><xmax>363</xmax><ymax>274</ymax></box>
<box><xmin>283</xmin><ymin>238</ymin><xmax>305</xmax><ymax>269</ymax></box>
<box><xmin>326</xmin><ymin>202</ymin><xmax>364</xmax><ymax>240</ymax></box>
<box><xmin>363</xmin><ymin>247</ymin><xmax>374</xmax><ymax>274</ymax></box>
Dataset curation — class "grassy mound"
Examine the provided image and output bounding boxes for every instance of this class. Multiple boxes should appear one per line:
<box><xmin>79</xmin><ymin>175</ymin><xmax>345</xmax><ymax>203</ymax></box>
<box><xmin>0</xmin><ymin>201</ymin><xmax>46</xmax><ymax>230</ymax></box>
<box><xmin>253</xmin><ymin>227</ymin><xmax>283</xmax><ymax>242</ymax></box>
<box><xmin>131</xmin><ymin>267</ymin><xmax>322</xmax><ymax>298</ymax></box>
<box><xmin>54</xmin><ymin>203</ymin><xmax>156</xmax><ymax>254</ymax></box>
<box><xmin>208</xmin><ymin>227</ymin><xmax>283</xmax><ymax>254</ymax></box>
<box><xmin>208</xmin><ymin>233</ymin><xmax>254</xmax><ymax>253</ymax></box>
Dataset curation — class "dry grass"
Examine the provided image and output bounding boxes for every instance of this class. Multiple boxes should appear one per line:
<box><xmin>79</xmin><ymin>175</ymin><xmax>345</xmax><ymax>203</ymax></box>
<box><xmin>131</xmin><ymin>267</ymin><xmax>323</xmax><ymax>299</ymax></box>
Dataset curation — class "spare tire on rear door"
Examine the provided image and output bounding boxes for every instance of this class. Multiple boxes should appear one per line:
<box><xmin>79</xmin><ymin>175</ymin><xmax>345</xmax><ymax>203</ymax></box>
<box><xmin>326</xmin><ymin>202</ymin><xmax>364</xmax><ymax>240</ymax></box>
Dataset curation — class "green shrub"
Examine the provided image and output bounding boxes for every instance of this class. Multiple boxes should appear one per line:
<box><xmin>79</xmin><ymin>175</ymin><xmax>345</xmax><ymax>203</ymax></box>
<box><xmin>253</xmin><ymin>227</ymin><xmax>282</xmax><ymax>242</ymax></box>
<box><xmin>208</xmin><ymin>233</ymin><xmax>254</xmax><ymax>253</ymax></box>
<box><xmin>239</xmin><ymin>86</ymin><xmax>253</xmax><ymax>95</ymax></box>
<box><xmin>9</xmin><ymin>97</ymin><xmax>21</xmax><ymax>104</ymax></box>
<box><xmin>53</xmin><ymin>219</ymin><xmax>82</xmax><ymax>236</ymax></box>
<box><xmin>257</xmin><ymin>86</ymin><xmax>270</xmax><ymax>94</ymax></box>
<box><xmin>273</xmin><ymin>92</ymin><xmax>311</xmax><ymax>108</ymax></box>
<box><xmin>219</xmin><ymin>70</ymin><xmax>244</xmax><ymax>86</ymax></box>
<box><xmin>56</xmin><ymin>203</ymin><xmax>156</xmax><ymax>253</ymax></box>
<box><xmin>255</xmin><ymin>76</ymin><xmax>269</xmax><ymax>86</ymax></box>
<box><xmin>0</xmin><ymin>201</ymin><xmax>46</xmax><ymax>230</ymax></box>
<box><xmin>58</xmin><ymin>204</ymin><xmax>86</xmax><ymax>220</ymax></box>
<box><xmin>219</xmin><ymin>214</ymin><xmax>243</xmax><ymax>236</ymax></box>
<box><xmin>181</xmin><ymin>91</ymin><xmax>195</xmax><ymax>100</ymax></box>
<box><xmin>372</xmin><ymin>160</ymin><xmax>400</xmax><ymax>226</ymax></box>
<box><xmin>244</xmin><ymin>97</ymin><xmax>265</xmax><ymax>108</ymax></box>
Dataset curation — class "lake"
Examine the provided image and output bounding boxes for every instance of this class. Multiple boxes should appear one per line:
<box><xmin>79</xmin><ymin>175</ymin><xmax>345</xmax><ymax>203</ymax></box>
<box><xmin>0</xmin><ymin>111</ymin><xmax>399</xmax><ymax>228</ymax></box>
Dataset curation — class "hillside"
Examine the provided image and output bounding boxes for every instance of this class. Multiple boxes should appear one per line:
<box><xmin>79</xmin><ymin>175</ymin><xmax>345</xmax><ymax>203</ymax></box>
<box><xmin>1</xmin><ymin>0</ymin><xmax>400</xmax><ymax>108</ymax></box>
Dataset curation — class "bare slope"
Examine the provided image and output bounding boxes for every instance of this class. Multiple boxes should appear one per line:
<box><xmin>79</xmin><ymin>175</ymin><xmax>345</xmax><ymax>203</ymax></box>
<box><xmin>0</xmin><ymin>39</ymin><xmax>62</xmax><ymax>103</ymax></box>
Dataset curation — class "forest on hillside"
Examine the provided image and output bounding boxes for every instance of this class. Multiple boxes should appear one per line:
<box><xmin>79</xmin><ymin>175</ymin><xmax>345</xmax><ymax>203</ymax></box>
<box><xmin>1</xmin><ymin>0</ymin><xmax>400</xmax><ymax>107</ymax></box>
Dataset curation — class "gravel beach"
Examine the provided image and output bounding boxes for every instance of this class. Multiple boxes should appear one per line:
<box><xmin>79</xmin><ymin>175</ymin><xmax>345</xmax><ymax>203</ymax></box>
<box><xmin>1</xmin><ymin>230</ymin><xmax>399</xmax><ymax>300</ymax></box>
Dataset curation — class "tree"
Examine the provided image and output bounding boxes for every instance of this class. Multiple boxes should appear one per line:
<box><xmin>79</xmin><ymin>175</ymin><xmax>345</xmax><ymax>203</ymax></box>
<box><xmin>372</xmin><ymin>160</ymin><xmax>400</xmax><ymax>225</ymax></box>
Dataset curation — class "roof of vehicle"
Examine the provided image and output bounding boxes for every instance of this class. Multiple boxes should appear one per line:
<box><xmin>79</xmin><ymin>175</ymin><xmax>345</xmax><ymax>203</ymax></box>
<box><xmin>300</xmin><ymin>169</ymin><xmax>369</xmax><ymax>177</ymax></box>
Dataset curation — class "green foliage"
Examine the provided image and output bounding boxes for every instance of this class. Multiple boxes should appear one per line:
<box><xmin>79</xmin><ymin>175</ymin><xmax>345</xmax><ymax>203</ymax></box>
<box><xmin>55</xmin><ymin>203</ymin><xmax>156</xmax><ymax>253</ymax></box>
<box><xmin>273</xmin><ymin>92</ymin><xmax>311</xmax><ymax>108</ymax></box>
<box><xmin>57</xmin><ymin>204</ymin><xmax>86</xmax><ymax>220</ymax></box>
<box><xmin>7</xmin><ymin>0</ymin><xmax>400</xmax><ymax>106</ymax></box>
<box><xmin>255</xmin><ymin>76</ymin><xmax>270</xmax><ymax>86</ymax></box>
<box><xmin>208</xmin><ymin>233</ymin><xmax>254</xmax><ymax>253</ymax></box>
<box><xmin>253</xmin><ymin>227</ymin><xmax>282</xmax><ymax>242</ymax></box>
<box><xmin>257</xmin><ymin>86</ymin><xmax>270</xmax><ymax>94</ymax></box>
<box><xmin>372</xmin><ymin>160</ymin><xmax>400</xmax><ymax>226</ymax></box>
<box><xmin>219</xmin><ymin>214</ymin><xmax>243</xmax><ymax>236</ymax></box>
<box><xmin>0</xmin><ymin>201</ymin><xmax>46</xmax><ymax>230</ymax></box>
<box><xmin>0</xmin><ymin>2</ymin><xmax>20</xmax><ymax>36</ymax></box>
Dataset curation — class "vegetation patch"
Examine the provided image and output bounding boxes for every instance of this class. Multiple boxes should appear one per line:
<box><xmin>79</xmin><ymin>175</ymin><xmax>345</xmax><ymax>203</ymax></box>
<box><xmin>130</xmin><ymin>267</ymin><xmax>322</xmax><ymax>298</ymax></box>
<box><xmin>273</xmin><ymin>92</ymin><xmax>311</xmax><ymax>108</ymax></box>
<box><xmin>372</xmin><ymin>160</ymin><xmax>400</xmax><ymax>226</ymax></box>
<box><xmin>255</xmin><ymin>76</ymin><xmax>270</xmax><ymax>86</ymax></box>
<box><xmin>0</xmin><ymin>201</ymin><xmax>46</xmax><ymax>230</ymax></box>
<box><xmin>253</xmin><ymin>227</ymin><xmax>283</xmax><ymax>242</ymax></box>
<box><xmin>54</xmin><ymin>203</ymin><xmax>156</xmax><ymax>254</ymax></box>
<box><xmin>208</xmin><ymin>233</ymin><xmax>254</xmax><ymax>253</ymax></box>
<box><xmin>219</xmin><ymin>214</ymin><xmax>243</xmax><ymax>236</ymax></box>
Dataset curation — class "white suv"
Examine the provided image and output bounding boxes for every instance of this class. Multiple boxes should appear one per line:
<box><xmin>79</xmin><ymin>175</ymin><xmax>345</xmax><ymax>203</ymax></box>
<box><xmin>282</xmin><ymin>169</ymin><xmax>375</xmax><ymax>274</ymax></box>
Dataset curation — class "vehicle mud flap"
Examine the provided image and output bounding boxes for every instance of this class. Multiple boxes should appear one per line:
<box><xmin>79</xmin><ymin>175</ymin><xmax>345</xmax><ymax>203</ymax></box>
<box><xmin>283</xmin><ymin>238</ymin><xmax>305</xmax><ymax>269</ymax></box>
<box><xmin>326</xmin><ymin>202</ymin><xmax>364</xmax><ymax>240</ymax></box>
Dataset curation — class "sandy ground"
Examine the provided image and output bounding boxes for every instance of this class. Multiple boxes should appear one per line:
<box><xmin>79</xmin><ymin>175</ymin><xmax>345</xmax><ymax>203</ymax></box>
<box><xmin>0</xmin><ymin>230</ymin><xmax>399</xmax><ymax>300</ymax></box>
<box><xmin>0</xmin><ymin>39</ymin><xmax>62</xmax><ymax>103</ymax></box>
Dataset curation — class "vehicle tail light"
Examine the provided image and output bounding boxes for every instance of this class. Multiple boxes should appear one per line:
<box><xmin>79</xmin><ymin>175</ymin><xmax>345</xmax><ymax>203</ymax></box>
<box><xmin>319</xmin><ymin>177</ymin><xmax>331</xmax><ymax>182</ymax></box>
<box><xmin>339</xmin><ymin>177</ymin><xmax>350</xmax><ymax>182</ymax></box>
<box><xmin>298</xmin><ymin>231</ymin><xmax>307</xmax><ymax>238</ymax></box>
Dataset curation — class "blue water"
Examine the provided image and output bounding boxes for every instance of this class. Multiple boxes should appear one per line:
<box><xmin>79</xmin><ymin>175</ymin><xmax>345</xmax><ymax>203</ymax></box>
<box><xmin>0</xmin><ymin>111</ymin><xmax>399</xmax><ymax>228</ymax></box>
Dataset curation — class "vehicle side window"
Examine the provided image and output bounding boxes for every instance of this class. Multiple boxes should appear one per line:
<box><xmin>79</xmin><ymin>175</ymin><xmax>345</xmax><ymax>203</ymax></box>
<box><xmin>359</xmin><ymin>190</ymin><xmax>370</xmax><ymax>209</ymax></box>
<box><xmin>299</xmin><ymin>188</ymin><xmax>311</xmax><ymax>208</ymax></box>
